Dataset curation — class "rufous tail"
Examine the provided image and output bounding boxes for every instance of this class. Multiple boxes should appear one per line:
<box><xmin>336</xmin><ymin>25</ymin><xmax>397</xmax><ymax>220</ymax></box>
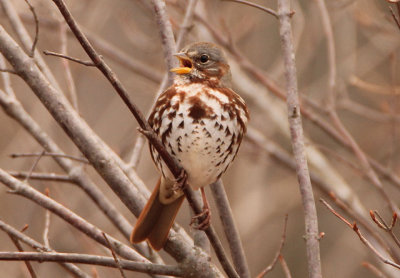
<box><xmin>130</xmin><ymin>178</ymin><xmax>184</xmax><ymax>250</ymax></box>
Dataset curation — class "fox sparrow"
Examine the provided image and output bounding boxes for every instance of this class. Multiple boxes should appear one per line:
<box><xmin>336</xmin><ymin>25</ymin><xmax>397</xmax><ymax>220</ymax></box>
<box><xmin>130</xmin><ymin>42</ymin><xmax>249</xmax><ymax>250</ymax></box>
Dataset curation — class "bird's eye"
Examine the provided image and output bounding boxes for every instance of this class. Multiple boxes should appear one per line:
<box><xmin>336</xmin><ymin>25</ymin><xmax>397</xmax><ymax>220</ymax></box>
<box><xmin>199</xmin><ymin>54</ymin><xmax>209</xmax><ymax>63</ymax></box>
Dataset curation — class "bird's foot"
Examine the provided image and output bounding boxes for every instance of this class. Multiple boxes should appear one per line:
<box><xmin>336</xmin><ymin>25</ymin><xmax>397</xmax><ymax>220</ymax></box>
<box><xmin>190</xmin><ymin>206</ymin><xmax>211</xmax><ymax>230</ymax></box>
<box><xmin>172</xmin><ymin>169</ymin><xmax>187</xmax><ymax>193</ymax></box>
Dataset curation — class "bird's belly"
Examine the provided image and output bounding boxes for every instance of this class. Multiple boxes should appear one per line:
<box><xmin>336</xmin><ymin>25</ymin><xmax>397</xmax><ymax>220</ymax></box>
<box><xmin>176</xmin><ymin>134</ymin><xmax>219</xmax><ymax>190</ymax></box>
<box><xmin>167</xmin><ymin>119</ymin><xmax>240</xmax><ymax>190</ymax></box>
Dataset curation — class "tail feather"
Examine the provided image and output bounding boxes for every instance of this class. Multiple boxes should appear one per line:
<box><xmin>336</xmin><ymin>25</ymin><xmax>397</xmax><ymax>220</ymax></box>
<box><xmin>130</xmin><ymin>178</ymin><xmax>184</xmax><ymax>250</ymax></box>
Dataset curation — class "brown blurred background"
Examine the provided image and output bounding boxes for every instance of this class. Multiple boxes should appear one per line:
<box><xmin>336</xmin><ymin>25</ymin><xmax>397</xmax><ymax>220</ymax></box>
<box><xmin>1</xmin><ymin>0</ymin><xmax>400</xmax><ymax>277</ymax></box>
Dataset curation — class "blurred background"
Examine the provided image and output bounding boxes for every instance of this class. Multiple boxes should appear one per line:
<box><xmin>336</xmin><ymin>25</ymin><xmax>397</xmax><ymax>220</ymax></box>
<box><xmin>0</xmin><ymin>0</ymin><xmax>400</xmax><ymax>277</ymax></box>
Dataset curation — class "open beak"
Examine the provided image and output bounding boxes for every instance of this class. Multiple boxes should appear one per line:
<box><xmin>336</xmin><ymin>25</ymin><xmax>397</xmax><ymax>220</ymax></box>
<box><xmin>170</xmin><ymin>53</ymin><xmax>193</xmax><ymax>74</ymax></box>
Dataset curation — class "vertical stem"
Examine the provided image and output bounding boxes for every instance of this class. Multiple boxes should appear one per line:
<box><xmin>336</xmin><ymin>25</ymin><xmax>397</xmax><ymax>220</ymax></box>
<box><xmin>277</xmin><ymin>0</ymin><xmax>322</xmax><ymax>277</ymax></box>
<box><xmin>211</xmin><ymin>180</ymin><xmax>250</xmax><ymax>278</ymax></box>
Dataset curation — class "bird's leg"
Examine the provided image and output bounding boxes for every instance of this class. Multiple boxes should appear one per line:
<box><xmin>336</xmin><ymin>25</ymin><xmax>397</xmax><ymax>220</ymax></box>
<box><xmin>190</xmin><ymin>187</ymin><xmax>211</xmax><ymax>230</ymax></box>
<box><xmin>172</xmin><ymin>169</ymin><xmax>187</xmax><ymax>193</ymax></box>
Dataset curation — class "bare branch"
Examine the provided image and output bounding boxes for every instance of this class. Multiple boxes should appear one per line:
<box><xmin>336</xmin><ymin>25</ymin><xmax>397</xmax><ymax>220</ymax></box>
<box><xmin>222</xmin><ymin>0</ymin><xmax>279</xmax><ymax>19</ymax></box>
<box><xmin>256</xmin><ymin>215</ymin><xmax>288</xmax><ymax>278</ymax></box>
<box><xmin>58</xmin><ymin>20</ymin><xmax>79</xmax><ymax>111</ymax></box>
<box><xmin>370</xmin><ymin>211</ymin><xmax>400</xmax><ymax>248</ymax></box>
<box><xmin>279</xmin><ymin>255</ymin><xmax>292</xmax><ymax>278</ymax></box>
<box><xmin>9</xmin><ymin>171</ymin><xmax>75</xmax><ymax>183</ymax></box>
<box><xmin>22</xmin><ymin>0</ymin><xmax>38</xmax><ymax>57</ymax></box>
<box><xmin>23</xmin><ymin>150</ymin><xmax>45</xmax><ymax>184</ymax></box>
<box><xmin>0</xmin><ymin>67</ymin><xmax>17</xmax><ymax>74</ymax></box>
<box><xmin>210</xmin><ymin>180</ymin><xmax>250</xmax><ymax>278</ymax></box>
<box><xmin>277</xmin><ymin>0</ymin><xmax>322</xmax><ymax>277</ymax></box>
<box><xmin>389</xmin><ymin>6</ymin><xmax>400</xmax><ymax>30</ymax></box>
<box><xmin>175</xmin><ymin>0</ymin><xmax>198</xmax><ymax>50</ymax></box>
<box><xmin>150</xmin><ymin>0</ymin><xmax>177</xmax><ymax>85</ymax></box>
<box><xmin>43</xmin><ymin>50</ymin><xmax>96</xmax><ymax>66</ymax></box>
<box><xmin>43</xmin><ymin>188</ymin><xmax>51</xmax><ymax>249</ymax></box>
<box><xmin>102</xmin><ymin>233</ymin><xmax>127</xmax><ymax>278</ymax></box>
<box><xmin>0</xmin><ymin>252</ymin><xmax>184</xmax><ymax>276</ymax></box>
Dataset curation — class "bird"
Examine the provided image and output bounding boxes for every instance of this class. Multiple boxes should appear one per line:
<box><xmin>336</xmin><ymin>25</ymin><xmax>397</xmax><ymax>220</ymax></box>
<box><xmin>130</xmin><ymin>42</ymin><xmax>249</xmax><ymax>250</ymax></box>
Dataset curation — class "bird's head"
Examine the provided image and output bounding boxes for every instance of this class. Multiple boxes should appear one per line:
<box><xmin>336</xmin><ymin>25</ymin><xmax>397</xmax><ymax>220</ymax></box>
<box><xmin>171</xmin><ymin>42</ymin><xmax>231</xmax><ymax>87</ymax></box>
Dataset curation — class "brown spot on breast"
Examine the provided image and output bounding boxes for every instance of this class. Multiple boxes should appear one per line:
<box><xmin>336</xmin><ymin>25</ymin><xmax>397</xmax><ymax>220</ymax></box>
<box><xmin>168</xmin><ymin>110</ymin><xmax>176</xmax><ymax>120</ymax></box>
<box><xmin>188</xmin><ymin>96</ymin><xmax>214</xmax><ymax>120</ymax></box>
<box><xmin>178</xmin><ymin>121</ymin><xmax>184</xmax><ymax>129</ymax></box>
<box><xmin>225</xmin><ymin>126</ymin><xmax>231</xmax><ymax>136</ymax></box>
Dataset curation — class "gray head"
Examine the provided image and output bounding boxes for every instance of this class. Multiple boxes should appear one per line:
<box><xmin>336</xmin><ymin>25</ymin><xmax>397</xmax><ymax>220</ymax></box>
<box><xmin>171</xmin><ymin>42</ymin><xmax>232</xmax><ymax>87</ymax></box>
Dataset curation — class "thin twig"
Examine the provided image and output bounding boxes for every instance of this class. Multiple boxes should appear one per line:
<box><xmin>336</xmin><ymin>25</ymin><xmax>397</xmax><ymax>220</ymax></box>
<box><xmin>10</xmin><ymin>152</ymin><xmax>90</xmax><ymax>164</ymax></box>
<box><xmin>22</xmin><ymin>0</ymin><xmax>38</xmax><ymax>57</ymax></box>
<box><xmin>222</xmin><ymin>0</ymin><xmax>279</xmax><ymax>19</ymax></box>
<box><xmin>361</xmin><ymin>262</ymin><xmax>388</xmax><ymax>278</ymax></box>
<box><xmin>43</xmin><ymin>188</ymin><xmax>51</xmax><ymax>249</ymax></box>
<box><xmin>349</xmin><ymin>75</ymin><xmax>400</xmax><ymax>95</ymax></box>
<box><xmin>0</xmin><ymin>252</ymin><xmax>184</xmax><ymax>276</ymax></box>
<box><xmin>256</xmin><ymin>215</ymin><xmax>288</xmax><ymax>278</ymax></box>
<box><xmin>9</xmin><ymin>171</ymin><xmax>75</xmax><ymax>183</ymax></box>
<box><xmin>277</xmin><ymin>1</ymin><xmax>322</xmax><ymax>277</ymax></box>
<box><xmin>150</xmin><ymin>0</ymin><xmax>177</xmax><ymax>85</ymax></box>
<box><xmin>279</xmin><ymin>255</ymin><xmax>292</xmax><ymax>278</ymax></box>
<box><xmin>59</xmin><ymin>20</ymin><xmax>79</xmax><ymax>111</ymax></box>
<box><xmin>320</xmin><ymin>199</ymin><xmax>400</xmax><ymax>270</ymax></box>
<box><xmin>24</xmin><ymin>150</ymin><xmax>45</xmax><ymax>183</ymax></box>
<box><xmin>175</xmin><ymin>0</ymin><xmax>198</xmax><ymax>50</ymax></box>
<box><xmin>0</xmin><ymin>55</ymin><xmax>13</xmax><ymax>95</ymax></box>
<box><xmin>0</xmin><ymin>68</ymin><xmax>17</xmax><ymax>74</ymax></box>
<box><xmin>370</xmin><ymin>210</ymin><xmax>400</xmax><ymax>248</ymax></box>
<box><xmin>7</xmin><ymin>235</ymin><xmax>37</xmax><ymax>278</ymax></box>
<box><xmin>389</xmin><ymin>5</ymin><xmax>400</xmax><ymax>30</ymax></box>
<box><xmin>102</xmin><ymin>233</ymin><xmax>127</xmax><ymax>278</ymax></box>
<box><xmin>43</xmin><ymin>50</ymin><xmax>96</xmax><ymax>66</ymax></box>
